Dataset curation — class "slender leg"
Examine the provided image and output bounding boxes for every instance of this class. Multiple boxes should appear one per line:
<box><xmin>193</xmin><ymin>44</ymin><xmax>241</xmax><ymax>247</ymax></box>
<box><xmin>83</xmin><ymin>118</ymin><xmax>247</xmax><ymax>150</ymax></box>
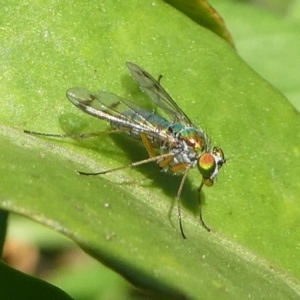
<box><xmin>24</xmin><ymin>129</ymin><xmax>122</xmax><ymax>139</ymax></box>
<box><xmin>175</xmin><ymin>166</ymin><xmax>191</xmax><ymax>239</ymax></box>
<box><xmin>198</xmin><ymin>181</ymin><xmax>211</xmax><ymax>232</ymax></box>
<box><xmin>78</xmin><ymin>152</ymin><xmax>174</xmax><ymax>175</ymax></box>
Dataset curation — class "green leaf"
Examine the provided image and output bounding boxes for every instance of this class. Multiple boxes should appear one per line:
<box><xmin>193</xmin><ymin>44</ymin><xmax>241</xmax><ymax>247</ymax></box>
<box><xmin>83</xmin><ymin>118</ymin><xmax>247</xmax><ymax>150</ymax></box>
<box><xmin>0</xmin><ymin>261</ymin><xmax>73</xmax><ymax>300</ymax></box>
<box><xmin>164</xmin><ymin>0</ymin><xmax>235</xmax><ymax>45</ymax></box>
<box><xmin>1</xmin><ymin>0</ymin><xmax>300</xmax><ymax>299</ymax></box>
<box><xmin>0</xmin><ymin>210</ymin><xmax>8</xmax><ymax>256</ymax></box>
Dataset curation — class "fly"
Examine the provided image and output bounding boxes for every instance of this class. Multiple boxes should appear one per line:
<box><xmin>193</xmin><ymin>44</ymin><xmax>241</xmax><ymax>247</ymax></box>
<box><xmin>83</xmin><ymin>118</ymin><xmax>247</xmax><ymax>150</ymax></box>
<box><xmin>24</xmin><ymin>62</ymin><xmax>226</xmax><ymax>239</ymax></box>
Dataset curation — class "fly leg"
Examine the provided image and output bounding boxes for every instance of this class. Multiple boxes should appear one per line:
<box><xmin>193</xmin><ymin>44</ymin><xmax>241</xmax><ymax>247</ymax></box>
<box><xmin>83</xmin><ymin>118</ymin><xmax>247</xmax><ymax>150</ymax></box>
<box><xmin>78</xmin><ymin>152</ymin><xmax>174</xmax><ymax>175</ymax></box>
<box><xmin>198</xmin><ymin>181</ymin><xmax>211</xmax><ymax>232</ymax></box>
<box><xmin>140</xmin><ymin>133</ymin><xmax>157</xmax><ymax>158</ymax></box>
<box><xmin>172</xmin><ymin>165</ymin><xmax>191</xmax><ymax>239</ymax></box>
<box><xmin>24</xmin><ymin>129</ymin><xmax>122</xmax><ymax>139</ymax></box>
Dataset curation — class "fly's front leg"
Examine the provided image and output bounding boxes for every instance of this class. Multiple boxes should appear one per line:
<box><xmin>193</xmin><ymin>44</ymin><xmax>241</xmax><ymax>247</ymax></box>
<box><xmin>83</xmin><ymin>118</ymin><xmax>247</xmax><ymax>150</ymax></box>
<box><xmin>198</xmin><ymin>181</ymin><xmax>211</xmax><ymax>232</ymax></box>
<box><xmin>174</xmin><ymin>165</ymin><xmax>192</xmax><ymax>239</ymax></box>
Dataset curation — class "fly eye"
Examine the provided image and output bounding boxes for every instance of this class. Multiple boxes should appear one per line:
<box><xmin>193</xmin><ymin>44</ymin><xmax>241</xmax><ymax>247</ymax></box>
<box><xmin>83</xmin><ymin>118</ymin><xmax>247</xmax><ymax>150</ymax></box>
<box><xmin>197</xmin><ymin>153</ymin><xmax>216</xmax><ymax>181</ymax></box>
<box><xmin>213</xmin><ymin>147</ymin><xmax>226</xmax><ymax>167</ymax></box>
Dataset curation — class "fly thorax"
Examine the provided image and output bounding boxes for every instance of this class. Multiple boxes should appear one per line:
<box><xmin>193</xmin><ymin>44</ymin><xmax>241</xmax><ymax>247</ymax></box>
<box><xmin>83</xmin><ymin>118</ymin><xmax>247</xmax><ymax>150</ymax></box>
<box><xmin>177</xmin><ymin>128</ymin><xmax>208</xmax><ymax>154</ymax></box>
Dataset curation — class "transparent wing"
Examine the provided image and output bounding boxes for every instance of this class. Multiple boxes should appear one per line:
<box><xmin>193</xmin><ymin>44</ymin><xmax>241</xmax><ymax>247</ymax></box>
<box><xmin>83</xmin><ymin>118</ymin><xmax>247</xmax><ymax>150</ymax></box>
<box><xmin>66</xmin><ymin>87</ymin><xmax>175</xmax><ymax>143</ymax></box>
<box><xmin>126</xmin><ymin>62</ymin><xmax>194</xmax><ymax>126</ymax></box>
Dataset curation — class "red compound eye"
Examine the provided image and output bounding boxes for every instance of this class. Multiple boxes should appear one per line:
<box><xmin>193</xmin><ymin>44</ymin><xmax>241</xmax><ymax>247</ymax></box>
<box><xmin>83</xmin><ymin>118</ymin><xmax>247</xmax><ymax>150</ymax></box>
<box><xmin>198</xmin><ymin>153</ymin><xmax>216</xmax><ymax>180</ymax></box>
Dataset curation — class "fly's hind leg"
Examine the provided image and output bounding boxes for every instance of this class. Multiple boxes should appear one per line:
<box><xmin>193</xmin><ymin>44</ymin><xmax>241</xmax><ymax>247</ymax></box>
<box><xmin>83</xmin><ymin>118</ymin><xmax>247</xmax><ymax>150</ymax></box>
<box><xmin>24</xmin><ymin>129</ymin><xmax>122</xmax><ymax>139</ymax></box>
<box><xmin>140</xmin><ymin>133</ymin><xmax>157</xmax><ymax>158</ymax></box>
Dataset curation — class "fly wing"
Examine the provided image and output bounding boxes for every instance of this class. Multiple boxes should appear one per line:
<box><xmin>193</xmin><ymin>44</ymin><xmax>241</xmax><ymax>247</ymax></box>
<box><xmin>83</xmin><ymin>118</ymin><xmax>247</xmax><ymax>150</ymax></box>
<box><xmin>66</xmin><ymin>87</ymin><xmax>174</xmax><ymax>143</ymax></box>
<box><xmin>126</xmin><ymin>62</ymin><xmax>194</xmax><ymax>126</ymax></box>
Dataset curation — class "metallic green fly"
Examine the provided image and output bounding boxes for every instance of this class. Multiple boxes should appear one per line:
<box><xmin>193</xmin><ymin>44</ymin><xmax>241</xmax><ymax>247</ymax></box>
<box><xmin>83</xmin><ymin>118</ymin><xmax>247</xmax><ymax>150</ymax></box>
<box><xmin>25</xmin><ymin>62</ymin><xmax>226</xmax><ymax>238</ymax></box>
